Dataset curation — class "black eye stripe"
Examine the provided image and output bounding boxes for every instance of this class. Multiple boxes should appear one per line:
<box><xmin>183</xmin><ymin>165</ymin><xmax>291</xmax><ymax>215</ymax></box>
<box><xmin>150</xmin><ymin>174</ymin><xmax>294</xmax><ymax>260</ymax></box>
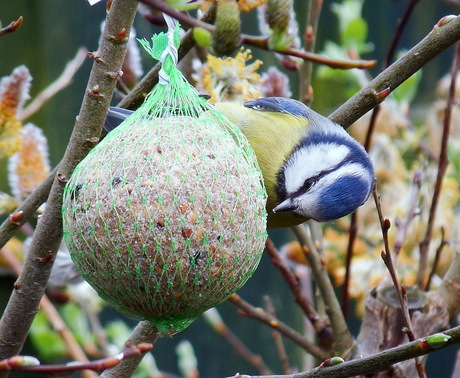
<box><xmin>291</xmin><ymin>161</ymin><xmax>352</xmax><ymax>199</ymax></box>
<box><xmin>302</xmin><ymin>177</ymin><xmax>316</xmax><ymax>191</ymax></box>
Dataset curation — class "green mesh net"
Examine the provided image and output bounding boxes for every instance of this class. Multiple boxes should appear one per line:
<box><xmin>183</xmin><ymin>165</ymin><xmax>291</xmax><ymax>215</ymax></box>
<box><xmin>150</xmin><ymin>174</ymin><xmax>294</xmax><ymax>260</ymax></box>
<box><xmin>62</xmin><ymin>19</ymin><xmax>267</xmax><ymax>335</ymax></box>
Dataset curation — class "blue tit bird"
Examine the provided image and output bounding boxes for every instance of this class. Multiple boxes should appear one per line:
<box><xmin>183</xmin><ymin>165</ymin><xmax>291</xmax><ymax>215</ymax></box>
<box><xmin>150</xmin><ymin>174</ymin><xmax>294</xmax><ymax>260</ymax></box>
<box><xmin>104</xmin><ymin>97</ymin><xmax>374</xmax><ymax>229</ymax></box>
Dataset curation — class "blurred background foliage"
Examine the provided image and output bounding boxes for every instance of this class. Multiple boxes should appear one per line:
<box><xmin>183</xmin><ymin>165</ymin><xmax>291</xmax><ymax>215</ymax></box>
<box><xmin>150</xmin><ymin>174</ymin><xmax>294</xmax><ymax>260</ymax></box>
<box><xmin>0</xmin><ymin>0</ymin><xmax>454</xmax><ymax>169</ymax></box>
<box><xmin>0</xmin><ymin>0</ymin><xmax>459</xmax><ymax>377</ymax></box>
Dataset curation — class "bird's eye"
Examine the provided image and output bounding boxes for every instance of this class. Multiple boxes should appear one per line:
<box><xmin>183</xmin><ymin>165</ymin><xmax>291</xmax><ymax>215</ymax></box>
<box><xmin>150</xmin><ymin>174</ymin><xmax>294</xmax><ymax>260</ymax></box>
<box><xmin>302</xmin><ymin>178</ymin><xmax>316</xmax><ymax>192</ymax></box>
<box><xmin>251</xmin><ymin>104</ymin><xmax>266</xmax><ymax>111</ymax></box>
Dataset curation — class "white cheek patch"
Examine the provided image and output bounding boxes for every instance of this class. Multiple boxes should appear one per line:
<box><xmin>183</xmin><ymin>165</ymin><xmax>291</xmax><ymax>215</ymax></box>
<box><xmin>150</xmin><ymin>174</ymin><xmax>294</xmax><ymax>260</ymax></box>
<box><xmin>283</xmin><ymin>143</ymin><xmax>350</xmax><ymax>194</ymax></box>
<box><xmin>293</xmin><ymin>163</ymin><xmax>373</xmax><ymax>218</ymax></box>
<box><xmin>310</xmin><ymin>163</ymin><xmax>373</xmax><ymax>196</ymax></box>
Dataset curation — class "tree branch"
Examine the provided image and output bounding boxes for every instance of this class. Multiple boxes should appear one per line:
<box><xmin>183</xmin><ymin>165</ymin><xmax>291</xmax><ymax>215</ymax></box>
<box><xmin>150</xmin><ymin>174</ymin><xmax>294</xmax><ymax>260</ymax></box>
<box><xmin>0</xmin><ymin>247</ymin><xmax>97</xmax><ymax>378</ymax></box>
<box><xmin>0</xmin><ymin>166</ymin><xmax>57</xmax><ymax>250</ymax></box>
<box><xmin>231</xmin><ymin>326</ymin><xmax>459</xmax><ymax>378</ymax></box>
<box><xmin>329</xmin><ymin>15</ymin><xmax>460</xmax><ymax>127</ymax></box>
<box><xmin>264</xmin><ymin>239</ymin><xmax>333</xmax><ymax>347</ymax></box>
<box><xmin>433</xmin><ymin>250</ymin><xmax>460</xmax><ymax>321</ymax></box>
<box><xmin>298</xmin><ymin>0</ymin><xmax>323</xmax><ymax>103</ymax></box>
<box><xmin>374</xmin><ymin>191</ymin><xmax>426</xmax><ymax>377</ymax></box>
<box><xmin>227</xmin><ymin>294</ymin><xmax>329</xmax><ymax>361</ymax></box>
<box><xmin>99</xmin><ymin>321</ymin><xmax>160</xmax><ymax>378</ymax></box>
<box><xmin>20</xmin><ymin>47</ymin><xmax>87</xmax><ymax>120</ymax></box>
<box><xmin>3</xmin><ymin>344</ymin><xmax>153</xmax><ymax>375</ymax></box>
<box><xmin>117</xmin><ymin>2</ymin><xmax>217</xmax><ymax>110</ymax></box>
<box><xmin>292</xmin><ymin>223</ymin><xmax>354</xmax><ymax>356</ymax></box>
<box><xmin>0</xmin><ymin>0</ymin><xmax>139</xmax><ymax>367</ymax></box>
<box><xmin>203</xmin><ymin>308</ymin><xmax>272</xmax><ymax>375</ymax></box>
<box><xmin>418</xmin><ymin>41</ymin><xmax>460</xmax><ymax>287</ymax></box>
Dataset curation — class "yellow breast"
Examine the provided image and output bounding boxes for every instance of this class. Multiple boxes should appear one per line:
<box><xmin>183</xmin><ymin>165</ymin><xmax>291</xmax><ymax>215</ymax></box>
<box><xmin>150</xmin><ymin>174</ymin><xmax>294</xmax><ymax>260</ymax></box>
<box><xmin>215</xmin><ymin>102</ymin><xmax>309</xmax><ymax>228</ymax></box>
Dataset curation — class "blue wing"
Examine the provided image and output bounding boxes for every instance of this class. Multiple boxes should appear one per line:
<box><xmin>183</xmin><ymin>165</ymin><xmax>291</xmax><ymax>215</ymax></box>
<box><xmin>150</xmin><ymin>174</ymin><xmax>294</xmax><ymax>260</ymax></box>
<box><xmin>104</xmin><ymin>94</ymin><xmax>212</xmax><ymax>132</ymax></box>
<box><xmin>104</xmin><ymin>106</ymin><xmax>134</xmax><ymax>132</ymax></box>
<box><xmin>244</xmin><ymin>97</ymin><xmax>311</xmax><ymax>118</ymax></box>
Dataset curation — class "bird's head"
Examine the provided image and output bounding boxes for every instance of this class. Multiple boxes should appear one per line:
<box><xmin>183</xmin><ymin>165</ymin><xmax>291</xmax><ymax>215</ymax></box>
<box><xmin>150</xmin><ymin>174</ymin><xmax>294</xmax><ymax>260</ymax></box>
<box><xmin>243</xmin><ymin>97</ymin><xmax>375</xmax><ymax>223</ymax></box>
<box><xmin>273</xmin><ymin>124</ymin><xmax>375</xmax><ymax>222</ymax></box>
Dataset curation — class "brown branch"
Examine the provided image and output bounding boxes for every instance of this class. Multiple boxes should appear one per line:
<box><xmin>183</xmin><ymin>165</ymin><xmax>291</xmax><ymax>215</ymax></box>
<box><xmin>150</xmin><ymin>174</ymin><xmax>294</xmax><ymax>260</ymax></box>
<box><xmin>203</xmin><ymin>308</ymin><xmax>272</xmax><ymax>375</ymax></box>
<box><xmin>363</xmin><ymin>104</ymin><xmax>380</xmax><ymax>150</ymax></box>
<box><xmin>329</xmin><ymin>15</ymin><xmax>460</xmax><ymax>127</ymax></box>
<box><xmin>263</xmin><ymin>296</ymin><xmax>291</xmax><ymax>375</ymax></box>
<box><xmin>20</xmin><ymin>48</ymin><xmax>88</xmax><ymax>120</ymax></box>
<box><xmin>4</xmin><ymin>344</ymin><xmax>152</xmax><ymax>374</ymax></box>
<box><xmin>264</xmin><ymin>239</ymin><xmax>333</xmax><ymax>347</ymax></box>
<box><xmin>0</xmin><ymin>0</ymin><xmax>139</xmax><ymax>367</ymax></box>
<box><xmin>100</xmin><ymin>321</ymin><xmax>160</xmax><ymax>377</ymax></box>
<box><xmin>138</xmin><ymin>0</ymin><xmax>376</xmax><ymax>70</ymax></box>
<box><xmin>292</xmin><ymin>223</ymin><xmax>354</xmax><ymax>356</ymax></box>
<box><xmin>373</xmin><ymin>189</ymin><xmax>426</xmax><ymax>378</ymax></box>
<box><xmin>227</xmin><ymin>294</ymin><xmax>329</xmax><ymax>361</ymax></box>
<box><xmin>0</xmin><ymin>247</ymin><xmax>97</xmax><ymax>378</ymax></box>
<box><xmin>231</xmin><ymin>326</ymin><xmax>459</xmax><ymax>378</ymax></box>
<box><xmin>425</xmin><ymin>227</ymin><xmax>448</xmax><ymax>291</ymax></box>
<box><xmin>383</xmin><ymin>0</ymin><xmax>422</xmax><ymax>69</ymax></box>
<box><xmin>299</xmin><ymin>0</ymin><xmax>323</xmax><ymax>103</ymax></box>
<box><xmin>117</xmin><ymin>2</ymin><xmax>217</xmax><ymax>110</ymax></box>
<box><xmin>341</xmin><ymin>212</ymin><xmax>357</xmax><ymax>320</ymax></box>
<box><xmin>0</xmin><ymin>166</ymin><xmax>57</xmax><ymax>250</ymax></box>
<box><xmin>0</xmin><ymin>16</ymin><xmax>23</xmax><ymax>37</ymax></box>
<box><xmin>418</xmin><ymin>42</ymin><xmax>460</xmax><ymax>288</ymax></box>
<box><xmin>243</xmin><ymin>38</ymin><xmax>376</xmax><ymax>69</ymax></box>
<box><xmin>433</xmin><ymin>250</ymin><xmax>460</xmax><ymax>321</ymax></box>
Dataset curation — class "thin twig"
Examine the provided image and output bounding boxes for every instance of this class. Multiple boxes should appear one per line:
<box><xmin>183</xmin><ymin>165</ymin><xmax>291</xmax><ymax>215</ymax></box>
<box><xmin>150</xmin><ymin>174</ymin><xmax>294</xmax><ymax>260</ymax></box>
<box><xmin>0</xmin><ymin>165</ymin><xmax>57</xmax><ymax>250</ymax></box>
<box><xmin>425</xmin><ymin>227</ymin><xmax>449</xmax><ymax>291</ymax></box>
<box><xmin>229</xmin><ymin>325</ymin><xmax>460</xmax><ymax>378</ymax></box>
<box><xmin>100</xmin><ymin>321</ymin><xmax>160</xmax><ymax>378</ymax></box>
<box><xmin>0</xmin><ymin>16</ymin><xmax>23</xmax><ymax>36</ymax></box>
<box><xmin>341</xmin><ymin>212</ymin><xmax>357</xmax><ymax>320</ymax></box>
<box><xmin>3</xmin><ymin>344</ymin><xmax>153</xmax><ymax>374</ymax></box>
<box><xmin>0</xmin><ymin>246</ymin><xmax>97</xmax><ymax>378</ymax></box>
<box><xmin>418</xmin><ymin>42</ymin><xmax>460</xmax><ymax>288</ymax></box>
<box><xmin>392</xmin><ymin>170</ymin><xmax>423</xmax><ymax>258</ymax></box>
<box><xmin>117</xmin><ymin>2</ymin><xmax>217</xmax><ymax>110</ymax></box>
<box><xmin>363</xmin><ymin>105</ymin><xmax>380</xmax><ymax>151</ymax></box>
<box><xmin>203</xmin><ymin>308</ymin><xmax>272</xmax><ymax>375</ymax></box>
<box><xmin>0</xmin><ymin>0</ymin><xmax>139</xmax><ymax>366</ymax></box>
<box><xmin>20</xmin><ymin>48</ymin><xmax>88</xmax><ymax>120</ymax></box>
<box><xmin>263</xmin><ymin>296</ymin><xmax>291</xmax><ymax>375</ymax></box>
<box><xmin>292</xmin><ymin>223</ymin><xmax>354</xmax><ymax>356</ymax></box>
<box><xmin>343</xmin><ymin>5</ymin><xmax>397</xmax><ymax>301</ymax></box>
<box><xmin>432</xmin><ymin>249</ymin><xmax>460</xmax><ymax>321</ymax></box>
<box><xmin>298</xmin><ymin>0</ymin><xmax>323</xmax><ymax>103</ymax></box>
<box><xmin>383</xmin><ymin>0</ymin><xmax>422</xmax><ymax>69</ymax></box>
<box><xmin>329</xmin><ymin>15</ymin><xmax>460</xmax><ymax>128</ymax></box>
<box><xmin>227</xmin><ymin>294</ymin><xmax>329</xmax><ymax>361</ymax></box>
<box><xmin>372</xmin><ymin>189</ymin><xmax>427</xmax><ymax>378</ymax></box>
<box><xmin>137</xmin><ymin>0</ymin><xmax>375</xmax><ymax>70</ymax></box>
<box><xmin>265</xmin><ymin>239</ymin><xmax>333</xmax><ymax>346</ymax></box>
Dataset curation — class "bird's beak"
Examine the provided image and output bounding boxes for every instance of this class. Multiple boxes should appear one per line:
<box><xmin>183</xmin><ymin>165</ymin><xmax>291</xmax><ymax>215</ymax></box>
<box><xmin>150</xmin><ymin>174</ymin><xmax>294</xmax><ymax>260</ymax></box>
<box><xmin>273</xmin><ymin>199</ymin><xmax>296</xmax><ymax>213</ymax></box>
